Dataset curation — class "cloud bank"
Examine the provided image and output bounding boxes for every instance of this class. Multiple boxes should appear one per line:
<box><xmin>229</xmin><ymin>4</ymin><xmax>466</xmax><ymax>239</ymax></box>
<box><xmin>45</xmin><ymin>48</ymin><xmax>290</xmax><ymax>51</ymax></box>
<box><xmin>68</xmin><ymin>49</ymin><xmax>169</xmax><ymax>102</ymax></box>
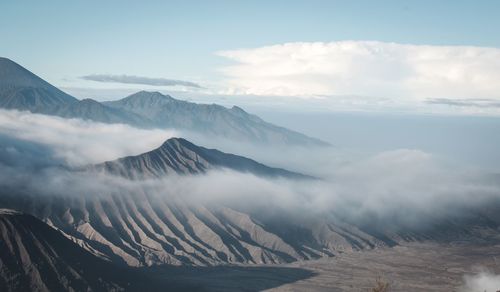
<box><xmin>0</xmin><ymin>109</ymin><xmax>499</xmax><ymax>227</ymax></box>
<box><xmin>460</xmin><ymin>270</ymin><xmax>500</xmax><ymax>292</ymax></box>
<box><xmin>427</xmin><ymin>98</ymin><xmax>500</xmax><ymax>108</ymax></box>
<box><xmin>0</xmin><ymin>109</ymin><xmax>176</xmax><ymax>166</ymax></box>
<box><xmin>81</xmin><ymin>74</ymin><xmax>202</xmax><ymax>88</ymax></box>
<box><xmin>1</xmin><ymin>147</ymin><xmax>499</xmax><ymax>228</ymax></box>
<box><xmin>217</xmin><ymin>41</ymin><xmax>500</xmax><ymax>106</ymax></box>
<box><xmin>1</xmin><ymin>114</ymin><xmax>499</xmax><ymax>226</ymax></box>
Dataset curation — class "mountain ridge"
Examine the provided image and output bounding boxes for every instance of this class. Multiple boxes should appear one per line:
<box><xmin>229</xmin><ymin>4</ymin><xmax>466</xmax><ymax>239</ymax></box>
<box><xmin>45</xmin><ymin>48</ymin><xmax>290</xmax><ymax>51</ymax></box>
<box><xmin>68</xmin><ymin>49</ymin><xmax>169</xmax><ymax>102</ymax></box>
<box><xmin>0</xmin><ymin>57</ymin><xmax>78</xmax><ymax>111</ymax></box>
<box><xmin>105</xmin><ymin>91</ymin><xmax>330</xmax><ymax>146</ymax></box>
<box><xmin>0</xmin><ymin>57</ymin><xmax>330</xmax><ymax>146</ymax></box>
<box><xmin>1</xmin><ymin>138</ymin><xmax>500</xmax><ymax>269</ymax></box>
<box><xmin>94</xmin><ymin>137</ymin><xmax>312</xmax><ymax>179</ymax></box>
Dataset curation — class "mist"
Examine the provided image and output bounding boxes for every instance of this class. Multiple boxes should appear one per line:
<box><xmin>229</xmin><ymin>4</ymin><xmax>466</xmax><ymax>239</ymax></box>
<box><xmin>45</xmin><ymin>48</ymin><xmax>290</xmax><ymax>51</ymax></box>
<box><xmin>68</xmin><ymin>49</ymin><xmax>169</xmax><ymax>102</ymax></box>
<box><xmin>252</xmin><ymin>109</ymin><xmax>500</xmax><ymax>172</ymax></box>
<box><xmin>0</xmin><ymin>109</ymin><xmax>177</xmax><ymax>166</ymax></box>
<box><xmin>0</xmin><ymin>108</ymin><xmax>500</xmax><ymax>230</ymax></box>
<box><xmin>2</xmin><ymin>2</ymin><xmax>500</xmax><ymax>290</ymax></box>
<box><xmin>1</xmin><ymin>129</ymin><xmax>500</xmax><ymax>229</ymax></box>
<box><xmin>461</xmin><ymin>269</ymin><xmax>500</xmax><ymax>292</ymax></box>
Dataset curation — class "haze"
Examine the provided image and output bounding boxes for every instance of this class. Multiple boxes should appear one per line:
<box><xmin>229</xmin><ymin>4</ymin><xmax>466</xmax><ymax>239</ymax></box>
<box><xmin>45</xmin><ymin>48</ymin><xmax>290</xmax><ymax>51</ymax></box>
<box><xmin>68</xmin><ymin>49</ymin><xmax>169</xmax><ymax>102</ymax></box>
<box><xmin>1</xmin><ymin>1</ymin><xmax>500</xmax><ymax>291</ymax></box>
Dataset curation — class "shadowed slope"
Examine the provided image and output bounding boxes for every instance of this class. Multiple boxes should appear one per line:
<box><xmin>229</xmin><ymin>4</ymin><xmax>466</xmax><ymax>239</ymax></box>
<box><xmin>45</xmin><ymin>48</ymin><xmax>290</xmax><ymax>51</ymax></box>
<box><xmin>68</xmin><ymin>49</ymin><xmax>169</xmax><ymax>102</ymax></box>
<box><xmin>0</xmin><ymin>208</ymin><xmax>318</xmax><ymax>291</ymax></box>
<box><xmin>0</xmin><ymin>209</ymin><xmax>171</xmax><ymax>291</ymax></box>
<box><xmin>0</xmin><ymin>191</ymin><xmax>389</xmax><ymax>268</ymax></box>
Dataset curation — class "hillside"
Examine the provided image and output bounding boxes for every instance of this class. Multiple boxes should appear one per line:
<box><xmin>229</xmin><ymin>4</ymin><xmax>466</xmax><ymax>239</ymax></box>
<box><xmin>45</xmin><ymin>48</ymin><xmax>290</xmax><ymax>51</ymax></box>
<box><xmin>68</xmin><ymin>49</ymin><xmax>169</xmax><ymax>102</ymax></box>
<box><xmin>95</xmin><ymin>137</ymin><xmax>311</xmax><ymax>179</ymax></box>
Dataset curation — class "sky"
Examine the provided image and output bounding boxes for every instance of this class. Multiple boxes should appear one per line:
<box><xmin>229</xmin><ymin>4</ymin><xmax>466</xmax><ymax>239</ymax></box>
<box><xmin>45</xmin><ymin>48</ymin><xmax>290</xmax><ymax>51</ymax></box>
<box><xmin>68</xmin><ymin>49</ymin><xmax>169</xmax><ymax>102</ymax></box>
<box><xmin>2</xmin><ymin>0</ymin><xmax>500</xmax><ymax>114</ymax></box>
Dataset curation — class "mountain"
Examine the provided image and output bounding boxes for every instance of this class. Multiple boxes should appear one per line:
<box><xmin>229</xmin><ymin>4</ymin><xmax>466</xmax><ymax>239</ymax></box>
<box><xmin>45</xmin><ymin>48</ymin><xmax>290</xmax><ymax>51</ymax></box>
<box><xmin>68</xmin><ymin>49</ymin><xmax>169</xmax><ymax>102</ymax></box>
<box><xmin>0</xmin><ymin>190</ymin><xmax>386</xmax><ymax>268</ymax></box>
<box><xmin>0</xmin><ymin>58</ymin><xmax>329</xmax><ymax>146</ymax></box>
<box><xmin>51</xmin><ymin>98</ymin><xmax>151</xmax><ymax>126</ymax></box>
<box><xmin>104</xmin><ymin>91</ymin><xmax>330</xmax><ymax>146</ymax></box>
<box><xmin>4</xmin><ymin>186</ymin><xmax>498</xmax><ymax>270</ymax></box>
<box><xmin>1</xmin><ymin>139</ymin><xmax>500</xmax><ymax>269</ymax></box>
<box><xmin>0</xmin><ymin>209</ymin><xmax>172</xmax><ymax>292</ymax></box>
<box><xmin>95</xmin><ymin>137</ymin><xmax>311</xmax><ymax>179</ymax></box>
<box><xmin>0</xmin><ymin>210</ymin><xmax>318</xmax><ymax>291</ymax></box>
<box><xmin>0</xmin><ymin>57</ymin><xmax>77</xmax><ymax>112</ymax></box>
<box><xmin>0</xmin><ymin>58</ymin><xmax>149</xmax><ymax>125</ymax></box>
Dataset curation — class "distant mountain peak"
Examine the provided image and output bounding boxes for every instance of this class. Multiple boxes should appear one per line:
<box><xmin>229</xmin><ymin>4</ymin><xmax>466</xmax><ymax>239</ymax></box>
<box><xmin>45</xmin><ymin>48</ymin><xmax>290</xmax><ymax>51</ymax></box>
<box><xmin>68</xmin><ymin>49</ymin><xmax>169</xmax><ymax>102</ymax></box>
<box><xmin>0</xmin><ymin>58</ymin><xmax>330</xmax><ymax>147</ymax></box>
<box><xmin>0</xmin><ymin>57</ymin><xmax>78</xmax><ymax>110</ymax></box>
<box><xmin>78</xmin><ymin>98</ymin><xmax>103</xmax><ymax>106</ymax></box>
<box><xmin>160</xmin><ymin>136</ymin><xmax>191</xmax><ymax>148</ymax></box>
<box><xmin>0</xmin><ymin>57</ymin><xmax>22</xmax><ymax>69</ymax></box>
<box><xmin>135</xmin><ymin>90</ymin><xmax>167</xmax><ymax>97</ymax></box>
<box><xmin>231</xmin><ymin>105</ymin><xmax>245</xmax><ymax>111</ymax></box>
<box><xmin>0</xmin><ymin>57</ymin><xmax>64</xmax><ymax>91</ymax></box>
<box><xmin>106</xmin><ymin>91</ymin><xmax>331</xmax><ymax>146</ymax></box>
<box><xmin>0</xmin><ymin>57</ymin><xmax>42</xmax><ymax>85</ymax></box>
<box><xmin>124</xmin><ymin>90</ymin><xmax>175</xmax><ymax>102</ymax></box>
<box><xmin>0</xmin><ymin>57</ymin><xmax>19</xmax><ymax>69</ymax></box>
<box><xmin>95</xmin><ymin>137</ymin><xmax>311</xmax><ymax>179</ymax></box>
<box><xmin>230</xmin><ymin>105</ymin><xmax>248</xmax><ymax>115</ymax></box>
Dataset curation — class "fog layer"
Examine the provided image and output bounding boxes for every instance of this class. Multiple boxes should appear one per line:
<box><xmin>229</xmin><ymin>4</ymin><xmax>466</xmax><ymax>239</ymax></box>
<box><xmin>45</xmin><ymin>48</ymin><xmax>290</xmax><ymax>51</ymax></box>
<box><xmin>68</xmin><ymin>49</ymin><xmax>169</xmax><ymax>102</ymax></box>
<box><xmin>0</xmin><ymin>109</ymin><xmax>177</xmax><ymax>166</ymax></box>
<box><xmin>1</xmin><ymin>109</ymin><xmax>499</xmax><ymax>226</ymax></box>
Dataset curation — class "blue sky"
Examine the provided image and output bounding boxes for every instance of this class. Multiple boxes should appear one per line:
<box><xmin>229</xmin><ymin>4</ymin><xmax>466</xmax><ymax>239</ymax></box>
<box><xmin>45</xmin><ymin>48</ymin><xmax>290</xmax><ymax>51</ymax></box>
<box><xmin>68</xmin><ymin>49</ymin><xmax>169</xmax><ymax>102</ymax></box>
<box><xmin>2</xmin><ymin>1</ymin><xmax>500</xmax><ymax>114</ymax></box>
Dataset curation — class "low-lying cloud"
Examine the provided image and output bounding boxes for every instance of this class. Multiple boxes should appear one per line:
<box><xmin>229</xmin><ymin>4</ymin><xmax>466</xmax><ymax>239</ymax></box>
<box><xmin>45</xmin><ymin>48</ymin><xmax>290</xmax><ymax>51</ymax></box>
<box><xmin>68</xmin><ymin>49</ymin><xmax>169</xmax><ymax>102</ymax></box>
<box><xmin>1</xmin><ymin>151</ymin><xmax>499</xmax><ymax>229</ymax></box>
<box><xmin>1</xmin><ymin>109</ymin><xmax>500</xmax><ymax>227</ymax></box>
<box><xmin>81</xmin><ymin>74</ymin><xmax>202</xmax><ymax>88</ymax></box>
<box><xmin>2</xmin><ymin>135</ymin><xmax>500</xmax><ymax>227</ymax></box>
<box><xmin>427</xmin><ymin>98</ymin><xmax>500</xmax><ymax>108</ymax></box>
<box><xmin>217</xmin><ymin>41</ymin><xmax>500</xmax><ymax>107</ymax></box>
<box><xmin>0</xmin><ymin>109</ymin><xmax>176</xmax><ymax>166</ymax></box>
<box><xmin>460</xmin><ymin>269</ymin><xmax>500</xmax><ymax>292</ymax></box>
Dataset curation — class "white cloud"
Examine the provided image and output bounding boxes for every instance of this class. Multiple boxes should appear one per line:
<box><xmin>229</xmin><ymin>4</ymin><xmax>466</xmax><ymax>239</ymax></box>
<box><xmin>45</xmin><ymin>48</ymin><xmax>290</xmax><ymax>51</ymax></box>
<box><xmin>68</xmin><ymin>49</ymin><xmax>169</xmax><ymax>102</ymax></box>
<box><xmin>1</xmin><ymin>145</ymin><xmax>499</xmax><ymax>226</ymax></box>
<box><xmin>217</xmin><ymin>41</ymin><xmax>500</xmax><ymax>108</ymax></box>
<box><xmin>1</xmin><ymin>109</ymin><xmax>500</xmax><ymax>226</ymax></box>
<box><xmin>0</xmin><ymin>109</ymin><xmax>177</xmax><ymax>166</ymax></box>
<box><xmin>460</xmin><ymin>270</ymin><xmax>500</xmax><ymax>292</ymax></box>
<box><xmin>80</xmin><ymin>74</ymin><xmax>202</xmax><ymax>88</ymax></box>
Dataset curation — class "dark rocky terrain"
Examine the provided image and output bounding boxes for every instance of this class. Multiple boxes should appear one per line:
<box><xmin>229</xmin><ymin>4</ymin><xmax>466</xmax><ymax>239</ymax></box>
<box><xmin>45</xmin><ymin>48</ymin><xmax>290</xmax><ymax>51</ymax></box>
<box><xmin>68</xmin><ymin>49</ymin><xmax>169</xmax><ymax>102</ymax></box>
<box><xmin>0</xmin><ymin>209</ymin><xmax>316</xmax><ymax>291</ymax></box>
<box><xmin>0</xmin><ymin>209</ymin><xmax>168</xmax><ymax>291</ymax></box>
<box><xmin>2</xmin><ymin>207</ymin><xmax>500</xmax><ymax>291</ymax></box>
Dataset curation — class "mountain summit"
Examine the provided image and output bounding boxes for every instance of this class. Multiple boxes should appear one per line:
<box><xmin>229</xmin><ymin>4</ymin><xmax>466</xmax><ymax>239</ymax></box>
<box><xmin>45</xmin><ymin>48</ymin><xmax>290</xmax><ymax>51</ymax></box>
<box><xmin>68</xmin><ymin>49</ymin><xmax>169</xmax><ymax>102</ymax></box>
<box><xmin>96</xmin><ymin>137</ymin><xmax>310</xmax><ymax>179</ymax></box>
<box><xmin>0</xmin><ymin>58</ymin><xmax>77</xmax><ymax>110</ymax></box>
<box><xmin>0</xmin><ymin>58</ymin><xmax>152</xmax><ymax>125</ymax></box>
